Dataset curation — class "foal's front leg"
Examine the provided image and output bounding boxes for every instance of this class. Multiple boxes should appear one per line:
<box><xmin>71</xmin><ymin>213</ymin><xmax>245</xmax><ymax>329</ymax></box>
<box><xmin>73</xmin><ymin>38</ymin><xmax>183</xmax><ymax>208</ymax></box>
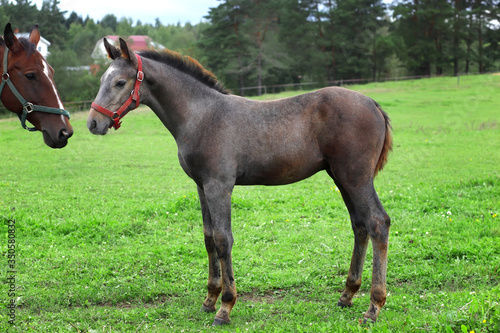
<box><xmin>198</xmin><ymin>186</ymin><xmax>222</xmax><ymax>313</ymax></box>
<box><xmin>200</xmin><ymin>181</ymin><xmax>237</xmax><ymax>325</ymax></box>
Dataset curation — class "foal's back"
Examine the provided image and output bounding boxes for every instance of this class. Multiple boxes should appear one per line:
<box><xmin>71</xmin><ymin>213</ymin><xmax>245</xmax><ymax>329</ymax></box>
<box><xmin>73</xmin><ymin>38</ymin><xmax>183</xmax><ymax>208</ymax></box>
<box><xmin>204</xmin><ymin>87</ymin><xmax>386</xmax><ymax>186</ymax></box>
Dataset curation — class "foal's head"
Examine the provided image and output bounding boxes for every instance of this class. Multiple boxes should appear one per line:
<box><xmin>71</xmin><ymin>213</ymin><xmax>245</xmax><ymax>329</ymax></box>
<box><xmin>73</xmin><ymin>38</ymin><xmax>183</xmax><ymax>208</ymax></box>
<box><xmin>87</xmin><ymin>38</ymin><xmax>140</xmax><ymax>135</ymax></box>
<box><xmin>1</xmin><ymin>23</ymin><xmax>73</xmax><ymax>148</ymax></box>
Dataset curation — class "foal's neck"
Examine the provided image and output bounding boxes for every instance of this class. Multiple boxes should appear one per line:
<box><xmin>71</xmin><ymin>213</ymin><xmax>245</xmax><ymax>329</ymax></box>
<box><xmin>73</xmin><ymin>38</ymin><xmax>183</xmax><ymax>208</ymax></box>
<box><xmin>142</xmin><ymin>58</ymin><xmax>227</xmax><ymax>138</ymax></box>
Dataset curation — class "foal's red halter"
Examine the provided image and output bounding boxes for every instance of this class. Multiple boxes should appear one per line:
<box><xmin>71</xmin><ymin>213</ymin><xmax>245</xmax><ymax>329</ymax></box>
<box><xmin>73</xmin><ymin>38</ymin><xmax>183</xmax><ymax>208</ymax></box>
<box><xmin>91</xmin><ymin>54</ymin><xmax>144</xmax><ymax>130</ymax></box>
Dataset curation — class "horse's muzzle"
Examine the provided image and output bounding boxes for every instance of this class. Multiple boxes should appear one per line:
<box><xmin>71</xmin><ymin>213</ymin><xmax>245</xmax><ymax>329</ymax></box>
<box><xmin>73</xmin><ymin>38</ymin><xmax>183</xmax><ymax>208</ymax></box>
<box><xmin>42</xmin><ymin>127</ymin><xmax>73</xmax><ymax>148</ymax></box>
<box><xmin>87</xmin><ymin>107</ymin><xmax>112</xmax><ymax>135</ymax></box>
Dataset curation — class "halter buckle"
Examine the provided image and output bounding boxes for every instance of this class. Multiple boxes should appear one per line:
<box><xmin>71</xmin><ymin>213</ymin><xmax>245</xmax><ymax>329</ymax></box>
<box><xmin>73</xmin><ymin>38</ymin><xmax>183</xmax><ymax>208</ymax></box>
<box><xmin>24</xmin><ymin>102</ymin><xmax>34</xmax><ymax>113</ymax></box>
<box><xmin>131</xmin><ymin>89</ymin><xmax>141</xmax><ymax>98</ymax></box>
<box><xmin>137</xmin><ymin>71</ymin><xmax>144</xmax><ymax>82</ymax></box>
<box><xmin>2</xmin><ymin>73</ymin><xmax>9</xmax><ymax>81</ymax></box>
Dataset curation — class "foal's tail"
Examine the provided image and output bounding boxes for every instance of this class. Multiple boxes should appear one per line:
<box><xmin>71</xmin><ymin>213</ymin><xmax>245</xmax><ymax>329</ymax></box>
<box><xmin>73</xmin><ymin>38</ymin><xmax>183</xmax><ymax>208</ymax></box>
<box><xmin>374</xmin><ymin>101</ymin><xmax>393</xmax><ymax>177</ymax></box>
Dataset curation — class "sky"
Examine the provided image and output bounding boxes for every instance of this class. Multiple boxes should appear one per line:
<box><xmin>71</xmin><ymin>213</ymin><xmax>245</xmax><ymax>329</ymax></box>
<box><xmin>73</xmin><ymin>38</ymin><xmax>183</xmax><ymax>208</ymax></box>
<box><xmin>32</xmin><ymin>0</ymin><xmax>221</xmax><ymax>26</ymax></box>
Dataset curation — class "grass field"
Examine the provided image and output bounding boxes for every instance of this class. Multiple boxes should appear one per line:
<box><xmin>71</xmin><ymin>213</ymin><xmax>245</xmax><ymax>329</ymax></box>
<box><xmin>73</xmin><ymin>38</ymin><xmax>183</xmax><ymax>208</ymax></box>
<box><xmin>1</xmin><ymin>74</ymin><xmax>499</xmax><ymax>332</ymax></box>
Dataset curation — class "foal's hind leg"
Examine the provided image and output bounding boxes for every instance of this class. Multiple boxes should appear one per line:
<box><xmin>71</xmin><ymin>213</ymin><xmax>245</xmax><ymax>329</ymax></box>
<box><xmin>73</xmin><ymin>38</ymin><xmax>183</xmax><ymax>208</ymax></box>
<box><xmin>198</xmin><ymin>186</ymin><xmax>222</xmax><ymax>313</ymax></box>
<box><xmin>332</xmin><ymin>181</ymin><xmax>369</xmax><ymax>308</ymax></box>
<box><xmin>338</xmin><ymin>216</ymin><xmax>369</xmax><ymax>307</ymax></box>
<box><xmin>335</xmin><ymin>180</ymin><xmax>390</xmax><ymax>322</ymax></box>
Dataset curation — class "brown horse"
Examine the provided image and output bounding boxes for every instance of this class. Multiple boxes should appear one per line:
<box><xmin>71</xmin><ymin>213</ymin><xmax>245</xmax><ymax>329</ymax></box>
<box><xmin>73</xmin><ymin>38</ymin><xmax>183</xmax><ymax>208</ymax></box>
<box><xmin>0</xmin><ymin>23</ymin><xmax>72</xmax><ymax>148</ymax></box>
<box><xmin>88</xmin><ymin>38</ymin><xmax>392</xmax><ymax>325</ymax></box>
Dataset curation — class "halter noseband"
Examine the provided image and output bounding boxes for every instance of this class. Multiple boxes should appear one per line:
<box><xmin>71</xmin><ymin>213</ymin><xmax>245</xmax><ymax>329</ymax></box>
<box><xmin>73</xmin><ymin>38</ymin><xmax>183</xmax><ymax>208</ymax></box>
<box><xmin>0</xmin><ymin>47</ymin><xmax>71</xmax><ymax>131</ymax></box>
<box><xmin>91</xmin><ymin>54</ymin><xmax>144</xmax><ymax>130</ymax></box>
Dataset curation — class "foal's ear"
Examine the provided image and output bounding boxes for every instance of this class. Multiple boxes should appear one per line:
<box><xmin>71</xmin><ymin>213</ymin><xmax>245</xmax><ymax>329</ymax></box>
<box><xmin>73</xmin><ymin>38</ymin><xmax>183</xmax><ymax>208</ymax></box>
<box><xmin>119</xmin><ymin>38</ymin><xmax>137</xmax><ymax>65</ymax></box>
<box><xmin>104</xmin><ymin>38</ymin><xmax>121</xmax><ymax>60</ymax></box>
<box><xmin>4</xmin><ymin>23</ymin><xmax>22</xmax><ymax>54</ymax></box>
<box><xmin>29</xmin><ymin>24</ymin><xmax>41</xmax><ymax>47</ymax></box>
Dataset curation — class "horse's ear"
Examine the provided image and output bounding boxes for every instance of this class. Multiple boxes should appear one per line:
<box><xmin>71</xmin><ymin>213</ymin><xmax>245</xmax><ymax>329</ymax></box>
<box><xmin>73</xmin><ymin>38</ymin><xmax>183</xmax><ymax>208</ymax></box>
<box><xmin>119</xmin><ymin>38</ymin><xmax>137</xmax><ymax>65</ymax></box>
<box><xmin>103</xmin><ymin>38</ymin><xmax>121</xmax><ymax>60</ymax></box>
<box><xmin>4</xmin><ymin>23</ymin><xmax>22</xmax><ymax>53</ymax></box>
<box><xmin>29</xmin><ymin>24</ymin><xmax>41</xmax><ymax>47</ymax></box>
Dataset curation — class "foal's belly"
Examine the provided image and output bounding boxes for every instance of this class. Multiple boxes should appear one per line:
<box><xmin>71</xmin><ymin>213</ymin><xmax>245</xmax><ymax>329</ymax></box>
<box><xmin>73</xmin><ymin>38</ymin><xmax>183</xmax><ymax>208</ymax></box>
<box><xmin>235</xmin><ymin>155</ymin><xmax>327</xmax><ymax>186</ymax></box>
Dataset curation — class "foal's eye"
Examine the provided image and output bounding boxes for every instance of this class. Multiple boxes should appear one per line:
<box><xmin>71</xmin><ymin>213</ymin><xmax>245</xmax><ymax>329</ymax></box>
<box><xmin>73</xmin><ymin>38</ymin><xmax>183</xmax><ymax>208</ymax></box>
<box><xmin>116</xmin><ymin>80</ymin><xmax>127</xmax><ymax>88</ymax></box>
<box><xmin>25</xmin><ymin>73</ymin><xmax>36</xmax><ymax>81</ymax></box>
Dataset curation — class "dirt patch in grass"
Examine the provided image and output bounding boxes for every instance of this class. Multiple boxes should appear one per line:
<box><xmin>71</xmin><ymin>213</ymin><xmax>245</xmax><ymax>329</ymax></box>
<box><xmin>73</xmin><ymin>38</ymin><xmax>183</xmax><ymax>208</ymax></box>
<box><xmin>238</xmin><ymin>289</ymin><xmax>286</xmax><ymax>304</ymax></box>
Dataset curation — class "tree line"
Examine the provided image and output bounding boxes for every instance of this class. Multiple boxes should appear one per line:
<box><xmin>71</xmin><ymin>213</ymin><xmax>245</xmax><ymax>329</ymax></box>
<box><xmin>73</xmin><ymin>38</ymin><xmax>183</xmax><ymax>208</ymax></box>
<box><xmin>1</xmin><ymin>0</ymin><xmax>499</xmax><ymax>101</ymax></box>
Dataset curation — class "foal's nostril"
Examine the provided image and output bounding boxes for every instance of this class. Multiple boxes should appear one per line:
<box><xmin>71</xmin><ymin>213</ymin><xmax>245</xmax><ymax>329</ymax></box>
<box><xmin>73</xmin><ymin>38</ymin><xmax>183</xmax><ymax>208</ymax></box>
<box><xmin>89</xmin><ymin>119</ymin><xmax>97</xmax><ymax>131</ymax></box>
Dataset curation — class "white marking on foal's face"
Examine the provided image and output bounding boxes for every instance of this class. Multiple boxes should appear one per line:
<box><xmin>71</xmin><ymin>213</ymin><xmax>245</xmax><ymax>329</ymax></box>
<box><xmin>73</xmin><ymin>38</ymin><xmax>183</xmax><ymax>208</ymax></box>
<box><xmin>102</xmin><ymin>66</ymin><xmax>117</xmax><ymax>83</ymax></box>
<box><xmin>42</xmin><ymin>58</ymin><xmax>65</xmax><ymax>110</ymax></box>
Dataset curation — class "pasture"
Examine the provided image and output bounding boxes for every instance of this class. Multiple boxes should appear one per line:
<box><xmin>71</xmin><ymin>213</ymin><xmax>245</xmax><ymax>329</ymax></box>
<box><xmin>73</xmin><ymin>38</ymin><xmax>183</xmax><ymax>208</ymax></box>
<box><xmin>1</xmin><ymin>74</ymin><xmax>499</xmax><ymax>332</ymax></box>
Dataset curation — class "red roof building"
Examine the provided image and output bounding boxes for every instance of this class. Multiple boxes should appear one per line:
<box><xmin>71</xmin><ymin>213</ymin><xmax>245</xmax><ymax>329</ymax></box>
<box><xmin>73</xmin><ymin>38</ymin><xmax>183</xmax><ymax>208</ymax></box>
<box><xmin>91</xmin><ymin>35</ymin><xmax>165</xmax><ymax>60</ymax></box>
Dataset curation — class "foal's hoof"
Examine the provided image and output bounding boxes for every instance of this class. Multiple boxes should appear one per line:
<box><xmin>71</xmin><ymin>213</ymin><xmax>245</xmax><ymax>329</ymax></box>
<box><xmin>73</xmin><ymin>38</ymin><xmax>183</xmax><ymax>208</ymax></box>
<box><xmin>337</xmin><ymin>300</ymin><xmax>353</xmax><ymax>308</ymax></box>
<box><xmin>212</xmin><ymin>317</ymin><xmax>230</xmax><ymax>326</ymax></box>
<box><xmin>201</xmin><ymin>304</ymin><xmax>216</xmax><ymax>313</ymax></box>
<box><xmin>361</xmin><ymin>316</ymin><xmax>377</xmax><ymax>325</ymax></box>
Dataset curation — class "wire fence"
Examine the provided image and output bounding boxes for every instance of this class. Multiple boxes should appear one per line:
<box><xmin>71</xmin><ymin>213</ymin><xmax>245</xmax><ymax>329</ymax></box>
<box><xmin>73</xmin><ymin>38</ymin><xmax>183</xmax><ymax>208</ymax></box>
<box><xmin>238</xmin><ymin>73</ymin><xmax>471</xmax><ymax>96</ymax></box>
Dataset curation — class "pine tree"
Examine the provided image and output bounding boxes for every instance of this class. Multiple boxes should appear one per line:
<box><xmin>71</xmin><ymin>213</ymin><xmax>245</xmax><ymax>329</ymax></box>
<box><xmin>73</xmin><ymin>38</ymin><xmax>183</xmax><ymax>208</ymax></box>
<box><xmin>38</xmin><ymin>0</ymin><xmax>68</xmax><ymax>48</ymax></box>
<box><xmin>198</xmin><ymin>1</ymin><xmax>252</xmax><ymax>93</ymax></box>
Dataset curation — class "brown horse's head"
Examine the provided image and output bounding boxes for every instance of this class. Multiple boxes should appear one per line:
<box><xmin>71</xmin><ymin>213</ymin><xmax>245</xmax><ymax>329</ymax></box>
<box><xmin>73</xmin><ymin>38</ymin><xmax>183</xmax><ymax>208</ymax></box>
<box><xmin>1</xmin><ymin>23</ymin><xmax>73</xmax><ymax>148</ymax></box>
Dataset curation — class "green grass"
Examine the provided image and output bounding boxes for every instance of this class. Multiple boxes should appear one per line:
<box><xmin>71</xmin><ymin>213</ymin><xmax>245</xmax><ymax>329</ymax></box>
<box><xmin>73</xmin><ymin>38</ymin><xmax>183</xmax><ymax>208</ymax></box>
<box><xmin>1</xmin><ymin>74</ymin><xmax>499</xmax><ymax>332</ymax></box>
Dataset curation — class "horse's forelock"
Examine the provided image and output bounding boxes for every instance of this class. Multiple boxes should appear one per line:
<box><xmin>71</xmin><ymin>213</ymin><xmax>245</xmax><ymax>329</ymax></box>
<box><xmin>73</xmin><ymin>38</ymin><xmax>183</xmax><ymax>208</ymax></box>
<box><xmin>0</xmin><ymin>37</ymin><xmax>38</xmax><ymax>63</ymax></box>
<box><xmin>18</xmin><ymin>37</ymin><xmax>37</xmax><ymax>57</ymax></box>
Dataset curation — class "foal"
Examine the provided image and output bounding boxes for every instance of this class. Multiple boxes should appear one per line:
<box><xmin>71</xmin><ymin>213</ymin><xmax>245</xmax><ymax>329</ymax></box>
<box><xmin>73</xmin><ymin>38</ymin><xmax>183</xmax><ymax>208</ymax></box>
<box><xmin>88</xmin><ymin>38</ymin><xmax>392</xmax><ymax>325</ymax></box>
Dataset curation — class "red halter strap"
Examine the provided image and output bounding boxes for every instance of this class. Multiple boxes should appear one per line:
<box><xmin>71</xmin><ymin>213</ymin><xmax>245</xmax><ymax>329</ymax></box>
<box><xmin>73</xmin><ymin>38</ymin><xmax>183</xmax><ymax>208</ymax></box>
<box><xmin>91</xmin><ymin>54</ymin><xmax>144</xmax><ymax>130</ymax></box>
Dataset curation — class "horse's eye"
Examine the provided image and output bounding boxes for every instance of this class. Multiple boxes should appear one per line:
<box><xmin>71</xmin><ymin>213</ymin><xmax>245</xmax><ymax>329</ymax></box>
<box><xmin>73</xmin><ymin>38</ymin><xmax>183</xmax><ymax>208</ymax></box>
<box><xmin>116</xmin><ymin>80</ymin><xmax>126</xmax><ymax>88</ymax></box>
<box><xmin>25</xmin><ymin>73</ymin><xmax>36</xmax><ymax>81</ymax></box>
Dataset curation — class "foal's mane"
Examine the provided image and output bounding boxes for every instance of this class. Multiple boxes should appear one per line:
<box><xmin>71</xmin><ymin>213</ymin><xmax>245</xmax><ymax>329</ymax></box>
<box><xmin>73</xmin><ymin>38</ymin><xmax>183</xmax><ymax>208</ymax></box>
<box><xmin>139</xmin><ymin>49</ymin><xmax>230</xmax><ymax>95</ymax></box>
